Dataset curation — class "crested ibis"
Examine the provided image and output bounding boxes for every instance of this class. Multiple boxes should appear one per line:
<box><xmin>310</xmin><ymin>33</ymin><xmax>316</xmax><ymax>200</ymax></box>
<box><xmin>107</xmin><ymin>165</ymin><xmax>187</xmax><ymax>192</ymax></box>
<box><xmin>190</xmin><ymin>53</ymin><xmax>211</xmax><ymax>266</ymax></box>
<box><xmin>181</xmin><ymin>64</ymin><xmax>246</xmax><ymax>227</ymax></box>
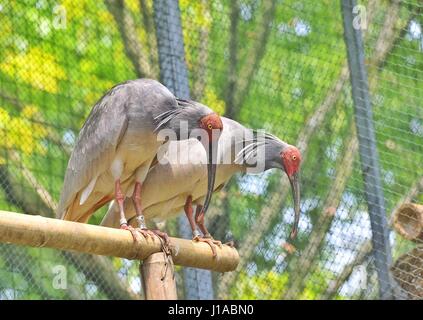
<box><xmin>57</xmin><ymin>79</ymin><xmax>223</xmax><ymax>246</ymax></box>
<box><xmin>100</xmin><ymin>117</ymin><xmax>301</xmax><ymax>255</ymax></box>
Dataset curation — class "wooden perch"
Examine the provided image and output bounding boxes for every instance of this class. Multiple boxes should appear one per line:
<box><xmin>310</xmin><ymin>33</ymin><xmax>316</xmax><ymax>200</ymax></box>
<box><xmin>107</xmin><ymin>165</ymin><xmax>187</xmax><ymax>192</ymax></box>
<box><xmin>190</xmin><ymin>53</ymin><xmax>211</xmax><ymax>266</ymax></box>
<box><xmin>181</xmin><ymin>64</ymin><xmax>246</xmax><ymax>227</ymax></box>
<box><xmin>0</xmin><ymin>211</ymin><xmax>239</xmax><ymax>273</ymax></box>
<box><xmin>391</xmin><ymin>246</ymin><xmax>423</xmax><ymax>299</ymax></box>
<box><xmin>392</xmin><ymin>203</ymin><xmax>423</xmax><ymax>242</ymax></box>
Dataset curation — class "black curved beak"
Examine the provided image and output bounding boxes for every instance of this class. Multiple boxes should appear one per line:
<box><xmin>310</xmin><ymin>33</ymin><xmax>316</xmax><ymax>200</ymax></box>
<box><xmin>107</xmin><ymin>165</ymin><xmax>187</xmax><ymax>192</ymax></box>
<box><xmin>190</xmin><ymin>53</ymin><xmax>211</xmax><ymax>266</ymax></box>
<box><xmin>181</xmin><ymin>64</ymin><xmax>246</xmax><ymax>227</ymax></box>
<box><xmin>202</xmin><ymin>140</ymin><xmax>218</xmax><ymax>214</ymax></box>
<box><xmin>288</xmin><ymin>172</ymin><xmax>300</xmax><ymax>239</ymax></box>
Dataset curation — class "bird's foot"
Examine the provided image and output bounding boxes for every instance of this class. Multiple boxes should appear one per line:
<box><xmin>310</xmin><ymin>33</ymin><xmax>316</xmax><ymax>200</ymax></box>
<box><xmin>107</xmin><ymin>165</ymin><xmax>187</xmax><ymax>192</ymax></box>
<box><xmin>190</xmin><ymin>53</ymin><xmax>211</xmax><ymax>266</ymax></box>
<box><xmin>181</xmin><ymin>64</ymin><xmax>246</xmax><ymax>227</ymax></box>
<box><xmin>224</xmin><ymin>240</ymin><xmax>236</xmax><ymax>248</ymax></box>
<box><xmin>203</xmin><ymin>233</ymin><xmax>223</xmax><ymax>248</ymax></box>
<box><xmin>137</xmin><ymin>228</ymin><xmax>171</xmax><ymax>255</ymax></box>
<box><xmin>120</xmin><ymin>224</ymin><xmax>170</xmax><ymax>253</ymax></box>
<box><xmin>120</xmin><ymin>224</ymin><xmax>142</xmax><ymax>242</ymax></box>
<box><xmin>193</xmin><ymin>234</ymin><xmax>222</xmax><ymax>258</ymax></box>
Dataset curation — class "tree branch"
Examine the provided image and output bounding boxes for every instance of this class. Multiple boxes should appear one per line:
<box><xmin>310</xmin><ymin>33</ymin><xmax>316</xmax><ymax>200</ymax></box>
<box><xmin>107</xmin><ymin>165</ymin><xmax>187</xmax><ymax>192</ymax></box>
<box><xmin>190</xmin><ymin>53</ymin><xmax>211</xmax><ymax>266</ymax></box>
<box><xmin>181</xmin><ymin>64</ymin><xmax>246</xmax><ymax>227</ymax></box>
<box><xmin>320</xmin><ymin>240</ymin><xmax>372</xmax><ymax>300</ymax></box>
<box><xmin>191</xmin><ymin>18</ymin><xmax>210</xmax><ymax>100</ymax></box>
<box><xmin>217</xmin><ymin>53</ymin><xmax>351</xmax><ymax>300</ymax></box>
<box><xmin>0</xmin><ymin>244</ymin><xmax>60</xmax><ymax>299</ymax></box>
<box><xmin>283</xmin><ymin>0</ymin><xmax>412</xmax><ymax>298</ymax></box>
<box><xmin>283</xmin><ymin>123</ymin><xmax>358</xmax><ymax>299</ymax></box>
<box><xmin>224</xmin><ymin>0</ymin><xmax>277</xmax><ymax>119</ymax></box>
<box><xmin>283</xmin><ymin>0</ymin><xmax>410</xmax><ymax>298</ymax></box>
<box><xmin>106</xmin><ymin>0</ymin><xmax>155</xmax><ymax>78</ymax></box>
<box><xmin>316</xmin><ymin>170</ymin><xmax>420</xmax><ymax>300</ymax></box>
<box><xmin>0</xmin><ymin>91</ymin><xmax>24</xmax><ymax>109</ymax></box>
<box><xmin>9</xmin><ymin>151</ymin><xmax>58</xmax><ymax>212</ymax></box>
<box><xmin>0</xmin><ymin>89</ymin><xmax>72</xmax><ymax>155</ymax></box>
<box><xmin>217</xmin><ymin>0</ymin><xmax>403</xmax><ymax>298</ymax></box>
<box><xmin>233</xmin><ymin>0</ymin><xmax>277</xmax><ymax>114</ymax></box>
<box><xmin>139</xmin><ymin>0</ymin><xmax>158</xmax><ymax>70</ymax></box>
<box><xmin>224</xmin><ymin>0</ymin><xmax>240</xmax><ymax>119</ymax></box>
<box><xmin>389</xmin><ymin>175</ymin><xmax>423</xmax><ymax>227</ymax></box>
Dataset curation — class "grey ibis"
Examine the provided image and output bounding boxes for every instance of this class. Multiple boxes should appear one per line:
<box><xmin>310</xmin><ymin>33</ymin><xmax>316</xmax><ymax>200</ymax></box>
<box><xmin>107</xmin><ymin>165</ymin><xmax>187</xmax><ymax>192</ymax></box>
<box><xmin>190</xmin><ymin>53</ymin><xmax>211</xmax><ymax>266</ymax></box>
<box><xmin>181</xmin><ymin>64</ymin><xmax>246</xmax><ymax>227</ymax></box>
<box><xmin>100</xmin><ymin>117</ymin><xmax>301</xmax><ymax>255</ymax></box>
<box><xmin>57</xmin><ymin>78</ymin><xmax>223</xmax><ymax>246</ymax></box>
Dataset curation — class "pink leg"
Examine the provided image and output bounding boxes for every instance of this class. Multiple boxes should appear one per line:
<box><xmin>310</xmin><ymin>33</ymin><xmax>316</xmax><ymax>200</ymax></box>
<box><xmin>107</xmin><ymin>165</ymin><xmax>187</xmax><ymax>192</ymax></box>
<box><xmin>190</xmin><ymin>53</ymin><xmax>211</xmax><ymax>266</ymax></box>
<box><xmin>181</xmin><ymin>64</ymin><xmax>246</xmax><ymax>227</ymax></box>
<box><xmin>183</xmin><ymin>199</ymin><xmax>220</xmax><ymax>257</ymax></box>
<box><xmin>116</xmin><ymin>179</ymin><xmax>140</xmax><ymax>242</ymax></box>
<box><xmin>184</xmin><ymin>196</ymin><xmax>202</xmax><ymax>237</ymax></box>
<box><xmin>195</xmin><ymin>205</ymin><xmax>210</xmax><ymax>237</ymax></box>
<box><xmin>196</xmin><ymin>205</ymin><xmax>230</xmax><ymax>248</ymax></box>
<box><xmin>132</xmin><ymin>182</ymin><xmax>170</xmax><ymax>250</ymax></box>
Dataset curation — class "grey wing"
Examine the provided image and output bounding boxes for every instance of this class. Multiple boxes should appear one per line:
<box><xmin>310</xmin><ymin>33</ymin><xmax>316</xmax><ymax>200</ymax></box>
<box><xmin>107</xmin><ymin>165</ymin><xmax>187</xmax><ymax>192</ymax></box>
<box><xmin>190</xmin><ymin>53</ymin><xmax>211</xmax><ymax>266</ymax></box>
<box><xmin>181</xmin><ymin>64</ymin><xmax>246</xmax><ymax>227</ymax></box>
<box><xmin>57</xmin><ymin>85</ymin><xmax>129</xmax><ymax>219</ymax></box>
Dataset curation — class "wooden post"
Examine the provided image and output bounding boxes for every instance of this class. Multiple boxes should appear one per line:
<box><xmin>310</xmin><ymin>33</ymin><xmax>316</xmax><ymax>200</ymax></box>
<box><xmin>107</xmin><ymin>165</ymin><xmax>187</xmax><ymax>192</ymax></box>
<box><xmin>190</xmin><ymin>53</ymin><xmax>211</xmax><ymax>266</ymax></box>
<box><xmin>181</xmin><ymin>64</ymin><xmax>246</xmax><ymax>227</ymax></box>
<box><xmin>393</xmin><ymin>203</ymin><xmax>423</xmax><ymax>242</ymax></box>
<box><xmin>141</xmin><ymin>253</ymin><xmax>177</xmax><ymax>300</ymax></box>
<box><xmin>391</xmin><ymin>246</ymin><xmax>423</xmax><ymax>299</ymax></box>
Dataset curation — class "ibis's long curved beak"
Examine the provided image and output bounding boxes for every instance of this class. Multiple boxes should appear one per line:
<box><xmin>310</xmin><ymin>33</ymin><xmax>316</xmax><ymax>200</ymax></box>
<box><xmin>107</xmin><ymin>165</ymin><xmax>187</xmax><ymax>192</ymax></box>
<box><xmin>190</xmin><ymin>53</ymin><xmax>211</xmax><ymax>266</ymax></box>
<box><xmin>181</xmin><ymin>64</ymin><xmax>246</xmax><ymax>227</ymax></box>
<box><xmin>202</xmin><ymin>140</ymin><xmax>218</xmax><ymax>214</ymax></box>
<box><xmin>288</xmin><ymin>172</ymin><xmax>300</xmax><ymax>239</ymax></box>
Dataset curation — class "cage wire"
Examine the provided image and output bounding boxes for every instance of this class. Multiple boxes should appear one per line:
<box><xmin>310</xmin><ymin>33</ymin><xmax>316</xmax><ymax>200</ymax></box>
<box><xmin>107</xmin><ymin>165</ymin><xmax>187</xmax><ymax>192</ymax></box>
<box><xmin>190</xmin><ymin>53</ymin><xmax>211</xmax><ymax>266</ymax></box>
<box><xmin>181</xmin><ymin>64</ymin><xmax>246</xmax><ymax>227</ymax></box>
<box><xmin>0</xmin><ymin>0</ymin><xmax>422</xmax><ymax>300</ymax></box>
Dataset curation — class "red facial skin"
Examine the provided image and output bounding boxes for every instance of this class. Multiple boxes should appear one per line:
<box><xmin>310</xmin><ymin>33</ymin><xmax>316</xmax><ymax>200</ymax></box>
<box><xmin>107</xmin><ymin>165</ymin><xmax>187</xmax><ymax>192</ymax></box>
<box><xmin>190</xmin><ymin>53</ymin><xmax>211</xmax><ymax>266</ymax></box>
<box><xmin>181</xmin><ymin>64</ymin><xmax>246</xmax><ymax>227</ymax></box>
<box><xmin>281</xmin><ymin>146</ymin><xmax>301</xmax><ymax>178</ymax></box>
<box><xmin>199</xmin><ymin>113</ymin><xmax>223</xmax><ymax>142</ymax></box>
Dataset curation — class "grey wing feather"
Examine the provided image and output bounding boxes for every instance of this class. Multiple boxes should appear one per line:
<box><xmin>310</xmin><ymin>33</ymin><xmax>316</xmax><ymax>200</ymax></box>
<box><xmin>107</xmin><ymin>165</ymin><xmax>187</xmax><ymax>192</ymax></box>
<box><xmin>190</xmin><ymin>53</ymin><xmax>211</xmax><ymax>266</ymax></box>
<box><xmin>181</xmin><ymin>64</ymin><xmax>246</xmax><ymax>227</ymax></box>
<box><xmin>57</xmin><ymin>84</ymin><xmax>130</xmax><ymax>219</ymax></box>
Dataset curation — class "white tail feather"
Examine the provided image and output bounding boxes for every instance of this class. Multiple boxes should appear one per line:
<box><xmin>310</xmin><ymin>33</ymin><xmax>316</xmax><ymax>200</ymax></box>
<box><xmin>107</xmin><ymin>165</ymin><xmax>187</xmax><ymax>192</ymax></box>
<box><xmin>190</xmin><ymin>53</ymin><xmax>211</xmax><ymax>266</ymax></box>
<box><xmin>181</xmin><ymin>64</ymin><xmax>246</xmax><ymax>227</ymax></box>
<box><xmin>79</xmin><ymin>176</ymin><xmax>98</xmax><ymax>205</ymax></box>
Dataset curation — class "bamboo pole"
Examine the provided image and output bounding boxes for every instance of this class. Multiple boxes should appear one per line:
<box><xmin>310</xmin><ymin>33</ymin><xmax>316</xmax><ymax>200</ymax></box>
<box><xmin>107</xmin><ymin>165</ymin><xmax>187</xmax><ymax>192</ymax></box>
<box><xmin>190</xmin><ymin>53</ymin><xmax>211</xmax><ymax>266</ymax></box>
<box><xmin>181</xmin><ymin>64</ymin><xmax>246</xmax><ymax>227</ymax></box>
<box><xmin>391</xmin><ymin>246</ymin><xmax>423</xmax><ymax>299</ymax></box>
<box><xmin>141</xmin><ymin>253</ymin><xmax>177</xmax><ymax>300</ymax></box>
<box><xmin>392</xmin><ymin>203</ymin><xmax>423</xmax><ymax>242</ymax></box>
<box><xmin>0</xmin><ymin>211</ymin><xmax>239</xmax><ymax>273</ymax></box>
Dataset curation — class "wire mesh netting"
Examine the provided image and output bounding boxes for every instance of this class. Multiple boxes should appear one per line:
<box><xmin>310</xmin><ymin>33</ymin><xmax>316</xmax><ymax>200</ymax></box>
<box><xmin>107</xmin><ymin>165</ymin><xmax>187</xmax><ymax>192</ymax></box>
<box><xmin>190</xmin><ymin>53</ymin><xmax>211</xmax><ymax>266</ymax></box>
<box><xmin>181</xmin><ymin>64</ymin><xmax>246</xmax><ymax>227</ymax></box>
<box><xmin>0</xmin><ymin>0</ymin><xmax>422</xmax><ymax>300</ymax></box>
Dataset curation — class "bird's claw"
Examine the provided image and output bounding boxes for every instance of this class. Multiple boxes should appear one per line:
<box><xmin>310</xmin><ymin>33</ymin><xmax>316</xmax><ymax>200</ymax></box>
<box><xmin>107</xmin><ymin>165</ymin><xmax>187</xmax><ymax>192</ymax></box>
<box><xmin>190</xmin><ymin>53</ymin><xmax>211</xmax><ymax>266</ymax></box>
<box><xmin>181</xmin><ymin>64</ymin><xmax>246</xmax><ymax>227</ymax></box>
<box><xmin>193</xmin><ymin>235</ymin><xmax>222</xmax><ymax>258</ymax></box>
<box><xmin>138</xmin><ymin>228</ymin><xmax>158</xmax><ymax>240</ymax></box>
<box><xmin>120</xmin><ymin>224</ymin><xmax>142</xmax><ymax>242</ymax></box>
<box><xmin>138</xmin><ymin>228</ymin><xmax>171</xmax><ymax>255</ymax></box>
<box><xmin>203</xmin><ymin>234</ymin><xmax>223</xmax><ymax>248</ymax></box>
<box><xmin>224</xmin><ymin>240</ymin><xmax>235</xmax><ymax>248</ymax></box>
<box><xmin>120</xmin><ymin>224</ymin><xmax>171</xmax><ymax>255</ymax></box>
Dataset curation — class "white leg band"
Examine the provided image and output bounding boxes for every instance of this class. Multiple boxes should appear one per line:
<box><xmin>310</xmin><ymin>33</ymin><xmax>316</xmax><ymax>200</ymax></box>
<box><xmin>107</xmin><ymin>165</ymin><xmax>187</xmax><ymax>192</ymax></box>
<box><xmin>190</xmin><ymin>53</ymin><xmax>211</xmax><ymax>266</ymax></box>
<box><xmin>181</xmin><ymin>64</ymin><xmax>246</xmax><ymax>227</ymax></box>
<box><xmin>136</xmin><ymin>216</ymin><xmax>147</xmax><ymax>229</ymax></box>
<box><xmin>192</xmin><ymin>229</ymin><xmax>201</xmax><ymax>238</ymax></box>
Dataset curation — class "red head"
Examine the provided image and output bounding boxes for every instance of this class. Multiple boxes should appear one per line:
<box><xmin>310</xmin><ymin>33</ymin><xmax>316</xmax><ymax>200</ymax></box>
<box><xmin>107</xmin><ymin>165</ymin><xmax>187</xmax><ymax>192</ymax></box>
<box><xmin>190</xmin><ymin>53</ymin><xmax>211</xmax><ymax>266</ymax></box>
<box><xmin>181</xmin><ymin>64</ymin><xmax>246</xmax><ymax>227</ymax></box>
<box><xmin>197</xmin><ymin>112</ymin><xmax>223</xmax><ymax>217</ymax></box>
<box><xmin>199</xmin><ymin>113</ymin><xmax>223</xmax><ymax>142</ymax></box>
<box><xmin>281</xmin><ymin>146</ymin><xmax>301</xmax><ymax>240</ymax></box>
<box><xmin>281</xmin><ymin>146</ymin><xmax>301</xmax><ymax>178</ymax></box>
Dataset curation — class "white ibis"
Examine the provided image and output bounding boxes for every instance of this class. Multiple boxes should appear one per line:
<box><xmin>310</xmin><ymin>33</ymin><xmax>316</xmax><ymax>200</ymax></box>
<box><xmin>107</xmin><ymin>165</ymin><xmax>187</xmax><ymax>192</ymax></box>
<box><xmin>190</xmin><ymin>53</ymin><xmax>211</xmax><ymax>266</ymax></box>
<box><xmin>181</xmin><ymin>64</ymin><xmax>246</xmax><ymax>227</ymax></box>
<box><xmin>100</xmin><ymin>117</ymin><xmax>301</xmax><ymax>255</ymax></box>
<box><xmin>57</xmin><ymin>79</ymin><xmax>223</xmax><ymax>246</ymax></box>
